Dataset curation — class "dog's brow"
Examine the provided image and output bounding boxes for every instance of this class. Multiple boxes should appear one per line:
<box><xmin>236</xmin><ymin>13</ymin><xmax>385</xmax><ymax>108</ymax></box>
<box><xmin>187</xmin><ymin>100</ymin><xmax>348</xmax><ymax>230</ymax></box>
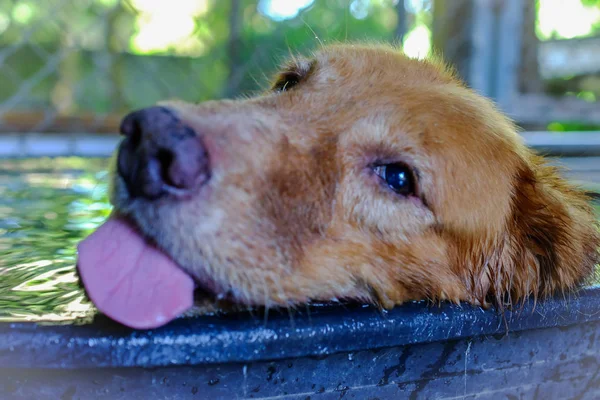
<box><xmin>282</xmin><ymin>58</ymin><xmax>316</xmax><ymax>78</ymax></box>
<box><xmin>271</xmin><ymin>59</ymin><xmax>317</xmax><ymax>92</ymax></box>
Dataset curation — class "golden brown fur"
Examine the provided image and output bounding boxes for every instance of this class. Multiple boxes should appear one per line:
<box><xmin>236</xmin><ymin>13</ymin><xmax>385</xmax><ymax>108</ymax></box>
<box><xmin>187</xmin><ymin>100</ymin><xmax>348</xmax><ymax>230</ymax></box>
<box><xmin>111</xmin><ymin>44</ymin><xmax>600</xmax><ymax>310</ymax></box>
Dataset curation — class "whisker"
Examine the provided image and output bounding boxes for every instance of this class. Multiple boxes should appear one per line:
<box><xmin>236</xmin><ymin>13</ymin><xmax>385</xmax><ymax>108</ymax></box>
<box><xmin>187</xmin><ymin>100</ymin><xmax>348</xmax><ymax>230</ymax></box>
<box><xmin>305</xmin><ymin>303</ymin><xmax>312</xmax><ymax>325</ymax></box>
<box><xmin>263</xmin><ymin>304</ymin><xmax>270</xmax><ymax>327</ymax></box>
<box><xmin>300</xmin><ymin>16</ymin><xmax>324</xmax><ymax>48</ymax></box>
<box><xmin>287</xmin><ymin>306</ymin><xmax>296</xmax><ymax>329</ymax></box>
<box><xmin>262</xmin><ymin>279</ymin><xmax>270</xmax><ymax>327</ymax></box>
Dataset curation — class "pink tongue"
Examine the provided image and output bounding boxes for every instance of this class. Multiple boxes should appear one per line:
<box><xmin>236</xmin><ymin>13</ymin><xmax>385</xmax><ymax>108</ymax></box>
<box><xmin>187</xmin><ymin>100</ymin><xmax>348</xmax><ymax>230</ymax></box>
<box><xmin>77</xmin><ymin>217</ymin><xmax>194</xmax><ymax>329</ymax></box>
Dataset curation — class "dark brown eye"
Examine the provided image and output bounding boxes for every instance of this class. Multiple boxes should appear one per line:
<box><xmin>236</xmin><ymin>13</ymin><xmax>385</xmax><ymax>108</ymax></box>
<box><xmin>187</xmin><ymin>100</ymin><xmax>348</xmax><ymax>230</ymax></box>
<box><xmin>273</xmin><ymin>72</ymin><xmax>301</xmax><ymax>92</ymax></box>
<box><xmin>373</xmin><ymin>163</ymin><xmax>416</xmax><ymax>196</ymax></box>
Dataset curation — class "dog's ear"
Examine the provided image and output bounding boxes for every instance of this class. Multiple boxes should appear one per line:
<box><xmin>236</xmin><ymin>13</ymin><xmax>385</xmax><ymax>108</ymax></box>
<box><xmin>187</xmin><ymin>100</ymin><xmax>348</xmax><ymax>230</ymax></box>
<box><xmin>486</xmin><ymin>154</ymin><xmax>599</xmax><ymax>308</ymax></box>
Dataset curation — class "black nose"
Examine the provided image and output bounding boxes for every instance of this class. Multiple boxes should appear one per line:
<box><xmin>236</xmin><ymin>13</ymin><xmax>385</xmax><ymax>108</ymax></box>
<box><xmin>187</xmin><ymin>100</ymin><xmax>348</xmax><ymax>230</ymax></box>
<box><xmin>117</xmin><ymin>106</ymin><xmax>210</xmax><ymax>200</ymax></box>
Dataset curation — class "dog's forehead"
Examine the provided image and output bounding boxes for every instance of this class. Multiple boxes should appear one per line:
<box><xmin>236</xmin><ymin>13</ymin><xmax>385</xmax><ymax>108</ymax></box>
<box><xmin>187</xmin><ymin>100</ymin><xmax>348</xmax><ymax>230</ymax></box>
<box><xmin>315</xmin><ymin>44</ymin><xmax>400</xmax><ymax>66</ymax></box>
<box><xmin>312</xmin><ymin>45</ymin><xmax>453</xmax><ymax>86</ymax></box>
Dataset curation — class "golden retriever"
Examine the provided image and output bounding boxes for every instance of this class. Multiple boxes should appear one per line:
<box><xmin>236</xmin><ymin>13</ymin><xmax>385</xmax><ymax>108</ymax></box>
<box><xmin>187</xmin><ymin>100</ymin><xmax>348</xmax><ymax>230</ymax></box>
<box><xmin>77</xmin><ymin>44</ymin><xmax>600</xmax><ymax>329</ymax></box>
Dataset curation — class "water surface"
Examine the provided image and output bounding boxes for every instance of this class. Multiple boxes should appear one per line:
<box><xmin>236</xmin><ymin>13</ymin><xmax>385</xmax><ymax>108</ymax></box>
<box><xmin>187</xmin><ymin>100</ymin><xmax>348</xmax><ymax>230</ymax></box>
<box><xmin>0</xmin><ymin>158</ymin><xmax>111</xmax><ymax>324</ymax></box>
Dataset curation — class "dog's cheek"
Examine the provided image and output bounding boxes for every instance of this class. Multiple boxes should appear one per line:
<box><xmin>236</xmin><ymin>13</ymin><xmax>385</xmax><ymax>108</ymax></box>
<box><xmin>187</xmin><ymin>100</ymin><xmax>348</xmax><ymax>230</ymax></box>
<box><xmin>297</xmin><ymin>228</ymin><xmax>467</xmax><ymax>306</ymax></box>
<box><xmin>383</xmin><ymin>232</ymin><xmax>468</xmax><ymax>304</ymax></box>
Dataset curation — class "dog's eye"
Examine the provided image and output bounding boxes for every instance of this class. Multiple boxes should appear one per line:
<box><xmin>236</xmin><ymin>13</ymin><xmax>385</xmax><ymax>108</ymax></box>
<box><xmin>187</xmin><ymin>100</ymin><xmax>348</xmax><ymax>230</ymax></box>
<box><xmin>273</xmin><ymin>72</ymin><xmax>301</xmax><ymax>92</ymax></box>
<box><xmin>373</xmin><ymin>163</ymin><xmax>416</xmax><ymax>196</ymax></box>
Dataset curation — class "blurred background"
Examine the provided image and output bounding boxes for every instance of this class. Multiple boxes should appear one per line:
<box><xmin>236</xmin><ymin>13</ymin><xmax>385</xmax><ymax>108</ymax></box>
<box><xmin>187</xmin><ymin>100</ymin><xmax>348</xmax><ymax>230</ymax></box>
<box><xmin>0</xmin><ymin>0</ymin><xmax>599</xmax><ymax>323</ymax></box>
<box><xmin>0</xmin><ymin>0</ymin><xmax>600</xmax><ymax>136</ymax></box>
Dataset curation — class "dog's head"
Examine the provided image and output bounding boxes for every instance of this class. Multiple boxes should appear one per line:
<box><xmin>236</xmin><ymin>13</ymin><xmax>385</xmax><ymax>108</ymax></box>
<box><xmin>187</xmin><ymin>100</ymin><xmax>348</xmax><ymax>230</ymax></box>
<box><xmin>78</xmin><ymin>44</ymin><xmax>599</xmax><ymax>328</ymax></box>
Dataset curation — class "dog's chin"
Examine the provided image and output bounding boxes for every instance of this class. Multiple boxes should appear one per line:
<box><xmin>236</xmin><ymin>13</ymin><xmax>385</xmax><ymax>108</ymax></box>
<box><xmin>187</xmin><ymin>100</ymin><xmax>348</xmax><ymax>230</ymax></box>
<box><xmin>121</xmin><ymin>214</ymin><xmax>230</xmax><ymax>297</ymax></box>
<box><xmin>122</xmin><ymin>210</ymin><xmax>277</xmax><ymax>308</ymax></box>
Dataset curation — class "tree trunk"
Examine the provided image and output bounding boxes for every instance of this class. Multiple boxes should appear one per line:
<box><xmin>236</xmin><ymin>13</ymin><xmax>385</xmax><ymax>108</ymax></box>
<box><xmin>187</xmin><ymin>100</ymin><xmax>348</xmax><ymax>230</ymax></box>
<box><xmin>432</xmin><ymin>0</ymin><xmax>474</xmax><ymax>81</ymax></box>
<box><xmin>224</xmin><ymin>0</ymin><xmax>243</xmax><ymax>98</ymax></box>
<box><xmin>519</xmin><ymin>0</ymin><xmax>542</xmax><ymax>94</ymax></box>
<box><xmin>395</xmin><ymin>0</ymin><xmax>407</xmax><ymax>44</ymax></box>
<box><xmin>106</xmin><ymin>3</ymin><xmax>126</xmax><ymax>113</ymax></box>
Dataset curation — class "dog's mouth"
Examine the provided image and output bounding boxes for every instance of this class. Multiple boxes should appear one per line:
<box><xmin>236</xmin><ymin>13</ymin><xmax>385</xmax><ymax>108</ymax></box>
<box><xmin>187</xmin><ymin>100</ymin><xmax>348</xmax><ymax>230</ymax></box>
<box><xmin>77</xmin><ymin>216</ymin><xmax>196</xmax><ymax>329</ymax></box>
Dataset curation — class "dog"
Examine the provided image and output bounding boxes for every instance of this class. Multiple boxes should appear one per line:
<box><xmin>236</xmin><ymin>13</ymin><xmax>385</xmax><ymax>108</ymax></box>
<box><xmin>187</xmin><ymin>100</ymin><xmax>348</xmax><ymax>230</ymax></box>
<box><xmin>77</xmin><ymin>44</ymin><xmax>600</xmax><ymax>329</ymax></box>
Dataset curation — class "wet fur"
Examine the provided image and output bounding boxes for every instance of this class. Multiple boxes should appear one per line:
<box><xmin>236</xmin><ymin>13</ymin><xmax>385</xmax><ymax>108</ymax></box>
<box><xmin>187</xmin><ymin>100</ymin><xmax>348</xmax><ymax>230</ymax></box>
<box><xmin>111</xmin><ymin>43</ymin><xmax>600</xmax><ymax>310</ymax></box>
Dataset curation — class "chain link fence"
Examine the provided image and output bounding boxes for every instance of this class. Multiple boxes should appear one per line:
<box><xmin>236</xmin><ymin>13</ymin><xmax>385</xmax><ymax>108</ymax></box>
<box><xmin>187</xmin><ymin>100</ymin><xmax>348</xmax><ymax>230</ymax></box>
<box><xmin>0</xmin><ymin>0</ymin><xmax>600</xmax><ymax>135</ymax></box>
<box><xmin>0</xmin><ymin>0</ymin><xmax>415</xmax><ymax>134</ymax></box>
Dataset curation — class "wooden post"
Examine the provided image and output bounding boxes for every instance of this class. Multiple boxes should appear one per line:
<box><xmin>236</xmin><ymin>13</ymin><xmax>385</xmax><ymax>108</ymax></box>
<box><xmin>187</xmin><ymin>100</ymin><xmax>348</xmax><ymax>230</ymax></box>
<box><xmin>431</xmin><ymin>0</ymin><xmax>475</xmax><ymax>83</ymax></box>
<box><xmin>224</xmin><ymin>0</ymin><xmax>243</xmax><ymax>98</ymax></box>
<box><xmin>395</xmin><ymin>0</ymin><xmax>407</xmax><ymax>44</ymax></box>
<box><xmin>494</xmin><ymin>0</ymin><xmax>526</xmax><ymax>112</ymax></box>
<box><xmin>519</xmin><ymin>0</ymin><xmax>542</xmax><ymax>95</ymax></box>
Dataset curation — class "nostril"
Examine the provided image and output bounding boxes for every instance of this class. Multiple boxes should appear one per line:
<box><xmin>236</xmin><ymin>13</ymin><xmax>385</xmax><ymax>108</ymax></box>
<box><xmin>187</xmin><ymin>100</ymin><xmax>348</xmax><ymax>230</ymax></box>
<box><xmin>156</xmin><ymin>148</ymin><xmax>178</xmax><ymax>188</ymax></box>
<box><xmin>155</xmin><ymin>141</ymin><xmax>209</xmax><ymax>192</ymax></box>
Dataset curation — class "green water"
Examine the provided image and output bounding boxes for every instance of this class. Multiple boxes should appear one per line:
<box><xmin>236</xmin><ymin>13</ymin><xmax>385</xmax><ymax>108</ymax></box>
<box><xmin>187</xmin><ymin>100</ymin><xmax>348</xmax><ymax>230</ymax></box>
<box><xmin>0</xmin><ymin>158</ymin><xmax>111</xmax><ymax>324</ymax></box>
<box><xmin>0</xmin><ymin>158</ymin><xmax>599</xmax><ymax>324</ymax></box>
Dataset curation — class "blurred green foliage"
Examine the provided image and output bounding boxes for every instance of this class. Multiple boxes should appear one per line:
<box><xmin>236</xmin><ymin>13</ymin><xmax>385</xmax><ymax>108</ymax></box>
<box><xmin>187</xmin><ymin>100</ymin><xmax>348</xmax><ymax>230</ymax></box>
<box><xmin>547</xmin><ymin>122</ymin><xmax>600</xmax><ymax>131</ymax></box>
<box><xmin>0</xmin><ymin>0</ymin><xmax>598</xmax><ymax>132</ymax></box>
<box><xmin>0</xmin><ymin>0</ymin><xmax>413</xmax><ymax>115</ymax></box>
<box><xmin>581</xmin><ymin>0</ymin><xmax>600</xmax><ymax>8</ymax></box>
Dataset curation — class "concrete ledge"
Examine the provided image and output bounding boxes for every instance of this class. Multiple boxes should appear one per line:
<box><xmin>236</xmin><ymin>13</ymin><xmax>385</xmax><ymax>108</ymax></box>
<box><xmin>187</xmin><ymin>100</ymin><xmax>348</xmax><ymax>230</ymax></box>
<box><xmin>521</xmin><ymin>131</ymin><xmax>600</xmax><ymax>156</ymax></box>
<box><xmin>0</xmin><ymin>131</ymin><xmax>599</xmax><ymax>158</ymax></box>
<box><xmin>0</xmin><ymin>134</ymin><xmax>121</xmax><ymax>158</ymax></box>
<box><xmin>2</xmin><ymin>285</ymin><xmax>600</xmax><ymax>369</ymax></box>
<box><xmin>3</xmin><ymin>318</ymin><xmax>600</xmax><ymax>399</ymax></box>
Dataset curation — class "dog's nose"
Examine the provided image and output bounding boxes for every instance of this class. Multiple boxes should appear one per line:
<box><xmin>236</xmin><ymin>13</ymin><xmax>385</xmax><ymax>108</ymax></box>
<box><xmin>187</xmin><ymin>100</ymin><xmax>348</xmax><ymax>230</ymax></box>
<box><xmin>117</xmin><ymin>106</ymin><xmax>210</xmax><ymax>200</ymax></box>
